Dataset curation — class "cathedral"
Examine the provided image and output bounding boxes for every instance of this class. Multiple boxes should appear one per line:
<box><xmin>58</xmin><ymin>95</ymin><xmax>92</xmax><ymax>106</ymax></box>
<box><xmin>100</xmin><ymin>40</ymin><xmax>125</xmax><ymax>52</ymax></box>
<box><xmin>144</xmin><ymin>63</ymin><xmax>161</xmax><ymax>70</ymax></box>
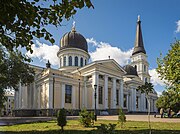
<box><xmin>14</xmin><ymin>16</ymin><xmax>158</xmax><ymax>116</ymax></box>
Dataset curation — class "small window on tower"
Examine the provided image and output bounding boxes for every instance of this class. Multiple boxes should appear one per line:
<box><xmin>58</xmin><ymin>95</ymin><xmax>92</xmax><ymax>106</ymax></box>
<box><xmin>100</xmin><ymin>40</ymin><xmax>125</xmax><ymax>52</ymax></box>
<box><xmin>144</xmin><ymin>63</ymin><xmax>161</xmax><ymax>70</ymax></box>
<box><xmin>144</xmin><ymin>65</ymin><xmax>146</xmax><ymax>72</ymax></box>
<box><xmin>134</xmin><ymin>65</ymin><xmax>137</xmax><ymax>71</ymax></box>
<box><xmin>145</xmin><ymin>77</ymin><xmax>148</xmax><ymax>83</ymax></box>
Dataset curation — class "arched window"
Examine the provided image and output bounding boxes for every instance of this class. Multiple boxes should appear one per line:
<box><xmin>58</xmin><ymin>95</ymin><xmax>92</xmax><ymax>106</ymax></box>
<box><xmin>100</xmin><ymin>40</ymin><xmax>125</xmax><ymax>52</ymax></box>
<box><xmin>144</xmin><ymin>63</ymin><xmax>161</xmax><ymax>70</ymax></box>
<box><xmin>75</xmin><ymin>56</ymin><xmax>78</xmax><ymax>66</ymax></box>
<box><xmin>69</xmin><ymin>56</ymin><xmax>72</xmax><ymax>66</ymax></box>
<box><xmin>63</xmin><ymin>56</ymin><xmax>66</xmax><ymax>66</ymax></box>
<box><xmin>85</xmin><ymin>59</ymin><xmax>87</xmax><ymax>65</ymax></box>
<box><xmin>80</xmin><ymin>57</ymin><xmax>83</xmax><ymax>67</ymax></box>
<box><xmin>134</xmin><ymin>65</ymin><xmax>137</xmax><ymax>71</ymax></box>
<box><xmin>145</xmin><ymin>77</ymin><xmax>148</xmax><ymax>83</ymax></box>
<box><xmin>144</xmin><ymin>65</ymin><xmax>146</xmax><ymax>72</ymax></box>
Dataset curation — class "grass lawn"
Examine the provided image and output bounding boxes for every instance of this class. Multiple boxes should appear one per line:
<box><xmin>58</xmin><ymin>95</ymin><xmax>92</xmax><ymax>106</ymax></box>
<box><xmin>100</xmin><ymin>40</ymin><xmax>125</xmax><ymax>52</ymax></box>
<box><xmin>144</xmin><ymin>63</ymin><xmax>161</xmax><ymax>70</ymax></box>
<box><xmin>0</xmin><ymin>120</ymin><xmax>180</xmax><ymax>134</ymax></box>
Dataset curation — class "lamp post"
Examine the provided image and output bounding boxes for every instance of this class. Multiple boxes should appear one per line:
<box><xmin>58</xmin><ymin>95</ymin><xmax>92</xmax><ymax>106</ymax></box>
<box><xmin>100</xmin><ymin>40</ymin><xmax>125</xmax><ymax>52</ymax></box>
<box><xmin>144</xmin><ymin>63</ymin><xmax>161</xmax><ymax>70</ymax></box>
<box><xmin>78</xmin><ymin>79</ymin><xmax>80</xmax><ymax>111</ymax></box>
<box><xmin>94</xmin><ymin>84</ymin><xmax>97</xmax><ymax>121</ymax></box>
<box><xmin>52</xmin><ymin>73</ymin><xmax>55</xmax><ymax>116</ymax></box>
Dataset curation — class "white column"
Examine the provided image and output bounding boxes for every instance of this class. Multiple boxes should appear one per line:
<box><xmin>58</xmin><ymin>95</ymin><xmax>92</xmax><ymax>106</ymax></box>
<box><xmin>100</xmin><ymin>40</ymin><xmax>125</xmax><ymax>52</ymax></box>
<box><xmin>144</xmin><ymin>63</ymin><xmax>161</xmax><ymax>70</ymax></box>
<box><xmin>132</xmin><ymin>88</ymin><xmax>136</xmax><ymax>111</ymax></box>
<box><xmin>19</xmin><ymin>82</ymin><xmax>22</xmax><ymax>109</ymax></box>
<box><xmin>104</xmin><ymin>75</ymin><xmax>108</xmax><ymax>109</ymax></box>
<box><xmin>14</xmin><ymin>90</ymin><xmax>19</xmax><ymax>109</ymax></box>
<box><xmin>66</xmin><ymin>55</ymin><xmax>69</xmax><ymax>66</ymax></box>
<box><xmin>48</xmin><ymin>81</ymin><xmax>53</xmax><ymax>109</ymax></box>
<box><xmin>126</xmin><ymin>94</ymin><xmax>129</xmax><ymax>109</ymax></box>
<box><xmin>38</xmin><ymin>86</ymin><xmax>41</xmax><ymax>109</ymax></box>
<box><xmin>78</xmin><ymin>56</ymin><xmax>80</xmax><ymax>67</ymax></box>
<box><xmin>72</xmin><ymin>55</ymin><xmax>75</xmax><ymax>66</ymax></box>
<box><xmin>112</xmin><ymin>78</ymin><xmax>116</xmax><ymax>109</ymax></box>
<box><xmin>140</xmin><ymin>93</ymin><xmax>145</xmax><ymax>112</ymax></box>
<box><xmin>61</xmin><ymin>84</ymin><xmax>65</xmax><ymax>108</ymax></box>
<box><xmin>72</xmin><ymin>86</ymin><xmax>75</xmax><ymax>109</ymax></box>
<box><xmin>128</xmin><ymin>91</ymin><xmax>132</xmax><ymax>111</ymax></box>
<box><xmin>83</xmin><ymin>57</ymin><xmax>86</xmax><ymax>66</ymax></box>
<box><xmin>92</xmin><ymin>72</ymin><xmax>99</xmax><ymax>109</ymax></box>
<box><xmin>84</xmin><ymin>77</ymin><xmax>87</xmax><ymax>108</ymax></box>
<box><xmin>33</xmin><ymin>82</ymin><xmax>36</xmax><ymax>108</ymax></box>
<box><xmin>120</xmin><ymin>79</ymin><xmax>124</xmax><ymax>108</ymax></box>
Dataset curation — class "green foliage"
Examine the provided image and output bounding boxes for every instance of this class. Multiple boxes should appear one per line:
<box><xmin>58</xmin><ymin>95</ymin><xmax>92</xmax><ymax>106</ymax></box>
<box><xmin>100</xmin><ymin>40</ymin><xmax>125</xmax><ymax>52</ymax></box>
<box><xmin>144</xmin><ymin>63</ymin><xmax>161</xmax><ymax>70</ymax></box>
<box><xmin>137</xmin><ymin>82</ymin><xmax>154</xmax><ymax>95</ymax></box>
<box><xmin>156</xmin><ymin>90</ymin><xmax>180</xmax><ymax>113</ymax></box>
<box><xmin>57</xmin><ymin>108</ymin><xmax>67</xmax><ymax>132</ymax></box>
<box><xmin>118</xmin><ymin>108</ymin><xmax>126</xmax><ymax>128</ymax></box>
<box><xmin>79</xmin><ymin>109</ymin><xmax>94</xmax><ymax>127</ymax></box>
<box><xmin>0</xmin><ymin>46</ymin><xmax>35</xmax><ymax>108</ymax></box>
<box><xmin>137</xmin><ymin>82</ymin><xmax>154</xmax><ymax>134</ymax></box>
<box><xmin>156</xmin><ymin>40</ymin><xmax>180</xmax><ymax>92</ymax></box>
<box><xmin>97</xmin><ymin>123</ymin><xmax>117</xmax><ymax>134</ymax></box>
<box><xmin>0</xmin><ymin>0</ymin><xmax>93</xmax><ymax>52</ymax></box>
<box><xmin>0</xmin><ymin>0</ymin><xmax>93</xmax><ymax>111</ymax></box>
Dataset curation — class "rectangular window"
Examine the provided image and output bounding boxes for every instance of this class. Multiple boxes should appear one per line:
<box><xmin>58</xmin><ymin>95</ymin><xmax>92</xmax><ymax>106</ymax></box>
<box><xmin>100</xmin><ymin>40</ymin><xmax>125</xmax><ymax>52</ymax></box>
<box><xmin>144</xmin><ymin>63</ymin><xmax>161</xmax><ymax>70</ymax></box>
<box><xmin>136</xmin><ymin>96</ymin><xmax>139</xmax><ymax>109</ymax></box>
<box><xmin>123</xmin><ymin>94</ymin><xmax>127</xmax><ymax>107</ymax></box>
<box><xmin>98</xmin><ymin>86</ymin><xmax>103</xmax><ymax>104</ymax></box>
<box><xmin>116</xmin><ymin>90</ymin><xmax>119</xmax><ymax>105</ymax></box>
<box><xmin>65</xmin><ymin>85</ymin><xmax>72</xmax><ymax>103</ymax></box>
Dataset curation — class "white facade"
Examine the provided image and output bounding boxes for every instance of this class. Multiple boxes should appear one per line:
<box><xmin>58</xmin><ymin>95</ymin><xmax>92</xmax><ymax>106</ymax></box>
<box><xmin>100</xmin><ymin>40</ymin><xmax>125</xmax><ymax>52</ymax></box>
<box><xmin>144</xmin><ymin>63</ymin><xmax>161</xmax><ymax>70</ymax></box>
<box><xmin>14</xmin><ymin>17</ymin><xmax>158</xmax><ymax>116</ymax></box>
<box><xmin>1</xmin><ymin>91</ymin><xmax>14</xmax><ymax>116</ymax></box>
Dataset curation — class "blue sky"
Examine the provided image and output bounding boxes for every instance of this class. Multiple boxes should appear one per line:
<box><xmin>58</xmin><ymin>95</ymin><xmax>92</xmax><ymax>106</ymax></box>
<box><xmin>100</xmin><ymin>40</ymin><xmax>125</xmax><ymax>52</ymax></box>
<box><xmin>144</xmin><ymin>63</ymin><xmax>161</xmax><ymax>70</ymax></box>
<box><xmin>28</xmin><ymin>0</ymin><xmax>180</xmax><ymax>95</ymax></box>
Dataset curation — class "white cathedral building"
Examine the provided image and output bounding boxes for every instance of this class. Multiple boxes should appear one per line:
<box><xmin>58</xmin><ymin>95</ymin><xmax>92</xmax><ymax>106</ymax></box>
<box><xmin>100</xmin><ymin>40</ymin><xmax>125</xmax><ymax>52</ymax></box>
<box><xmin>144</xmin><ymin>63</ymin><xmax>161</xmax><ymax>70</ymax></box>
<box><xmin>14</xmin><ymin>16</ymin><xmax>158</xmax><ymax>116</ymax></box>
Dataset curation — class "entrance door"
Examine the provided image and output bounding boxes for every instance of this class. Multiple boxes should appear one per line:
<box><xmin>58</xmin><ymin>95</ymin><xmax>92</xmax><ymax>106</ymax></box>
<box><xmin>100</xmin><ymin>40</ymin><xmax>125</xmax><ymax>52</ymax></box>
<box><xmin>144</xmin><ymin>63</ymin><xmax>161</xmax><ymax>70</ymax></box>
<box><xmin>108</xmin><ymin>88</ymin><xmax>111</xmax><ymax>109</ymax></box>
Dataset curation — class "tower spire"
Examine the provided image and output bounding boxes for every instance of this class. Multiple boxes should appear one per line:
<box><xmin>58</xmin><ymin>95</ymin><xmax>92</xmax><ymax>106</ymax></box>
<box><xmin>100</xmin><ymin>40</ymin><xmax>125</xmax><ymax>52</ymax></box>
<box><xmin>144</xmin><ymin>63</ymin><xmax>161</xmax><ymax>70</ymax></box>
<box><xmin>132</xmin><ymin>15</ymin><xmax>146</xmax><ymax>55</ymax></box>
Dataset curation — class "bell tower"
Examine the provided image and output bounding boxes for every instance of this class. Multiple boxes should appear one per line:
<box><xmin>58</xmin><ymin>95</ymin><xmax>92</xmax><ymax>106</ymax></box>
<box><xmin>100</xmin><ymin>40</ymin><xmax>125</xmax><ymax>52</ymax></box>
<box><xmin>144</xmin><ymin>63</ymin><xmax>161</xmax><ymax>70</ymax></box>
<box><xmin>130</xmin><ymin>16</ymin><xmax>150</xmax><ymax>83</ymax></box>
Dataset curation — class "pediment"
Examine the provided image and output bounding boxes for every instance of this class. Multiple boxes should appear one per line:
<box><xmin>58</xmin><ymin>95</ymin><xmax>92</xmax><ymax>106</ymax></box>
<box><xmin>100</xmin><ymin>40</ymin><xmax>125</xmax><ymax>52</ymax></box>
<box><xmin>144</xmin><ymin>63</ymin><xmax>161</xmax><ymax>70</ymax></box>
<box><xmin>72</xmin><ymin>59</ymin><xmax>126</xmax><ymax>77</ymax></box>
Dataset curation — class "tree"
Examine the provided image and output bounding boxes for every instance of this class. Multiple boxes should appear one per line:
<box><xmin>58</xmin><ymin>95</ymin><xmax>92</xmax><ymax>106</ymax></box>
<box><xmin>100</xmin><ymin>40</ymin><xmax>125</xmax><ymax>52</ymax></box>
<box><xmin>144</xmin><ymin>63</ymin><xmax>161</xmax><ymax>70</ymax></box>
<box><xmin>57</xmin><ymin>108</ymin><xmax>67</xmax><ymax>132</ymax></box>
<box><xmin>137</xmin><ymin>82</ymin><xmax>154</xmax><ymax>134</ymax></box>
<box><xmin>0</xmin><ymin>45</ymin><xmax>35</xmax><ymax>109</ymax></box>
<box><xmin>118</xmin><ymin>107</ymin><xmax>126</xmax><ymax>128</ymax></box>
<box><xmin>156</xmin><ymin>90</ymin><xmax>180</xmax><ymax>113</ymax></box>
<box><xmin>0</xmin><ymin>0</ymin><xmax>93</xmax><ymax>108</ymax></box>
<box><xmin>79</xmin><ymin>109</ymin><xmax>94</xmax><ymax>127</ymax></box>
<box><xmin>156</xmin><ymin>40</ymin><xmax>180</xmax><ymax>92</ymax></box>
<box><xmin>0</xmin><ymin>0</ymin><xmax>93</xmax><ymax>53</ymax></box>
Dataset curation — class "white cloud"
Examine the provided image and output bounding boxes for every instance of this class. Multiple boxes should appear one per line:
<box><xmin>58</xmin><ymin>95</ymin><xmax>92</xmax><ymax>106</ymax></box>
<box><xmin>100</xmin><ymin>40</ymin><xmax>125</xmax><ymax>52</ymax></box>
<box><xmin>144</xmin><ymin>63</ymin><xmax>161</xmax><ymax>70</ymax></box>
<box><xmin>149</xmin><ymin>69</ymin><xmax>166</xmax><ymax>86</ymax></box>
<box><xmin>87</xmin><ymin>38</ymin><xmax>133</xmax><ymax>66</ymax></box>
<box><xmin>26</xmin><ymin>40</ymin><xmax>59</xmax><ymax>66</ymax></box>
<box><xmin>176</xmin><ymin>20</ymin><xmax>180</xmax><ymax>33</ymax></box>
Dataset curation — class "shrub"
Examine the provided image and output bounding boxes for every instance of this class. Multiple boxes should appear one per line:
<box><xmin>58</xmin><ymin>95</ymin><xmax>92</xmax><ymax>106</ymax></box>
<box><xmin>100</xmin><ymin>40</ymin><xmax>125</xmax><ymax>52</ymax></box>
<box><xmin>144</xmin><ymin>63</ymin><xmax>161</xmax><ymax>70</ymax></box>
<box><xmin>57</xmin><ymin>108</ymin><xmax>67</xmax><ymax>132</ymax></box>
<box><xmin>118</xmin><ymin>108</ymin><xmax>126</xmax><ymax>128</ymax></box>
<box><xmin>79</xmin><ymin>109</ymin><xmax>94</xmax><ymax>127</ymax></box>
<box><xmin>97</xmin><ymin>123</ymin><xmax>116</xmax><ymax>134</ymax></box>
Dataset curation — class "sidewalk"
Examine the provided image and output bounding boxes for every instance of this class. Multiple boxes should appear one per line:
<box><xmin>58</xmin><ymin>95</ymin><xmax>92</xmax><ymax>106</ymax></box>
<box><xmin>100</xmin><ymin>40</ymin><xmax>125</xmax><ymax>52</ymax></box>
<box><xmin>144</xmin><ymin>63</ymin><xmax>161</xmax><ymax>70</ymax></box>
<box><xmin>98</xmin><ymin>114</ymin><xmax>180</xmax><ymax>123</ymax></box>
<box><xmin>0</xmin><ymin>114</ymin><xmax>179</xmax><ymax>126</ymax></box>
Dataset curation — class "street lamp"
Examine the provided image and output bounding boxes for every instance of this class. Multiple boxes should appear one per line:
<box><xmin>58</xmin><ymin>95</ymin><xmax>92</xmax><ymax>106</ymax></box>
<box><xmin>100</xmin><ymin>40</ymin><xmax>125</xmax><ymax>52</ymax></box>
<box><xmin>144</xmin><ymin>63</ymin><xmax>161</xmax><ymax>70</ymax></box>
<box><xmin>52</xmin><ymin>73</ymin><xmax>55</xmax><ymax>116</ymax></box>
<box><xmin>78</xmin><ymin>79</ymin><xmax>80</xmax><ymax>111</ymax></box>
<box><xmin>94</xmin><ymin>84</ymin><xmax>97</xmax><ymax>121</ymax></box>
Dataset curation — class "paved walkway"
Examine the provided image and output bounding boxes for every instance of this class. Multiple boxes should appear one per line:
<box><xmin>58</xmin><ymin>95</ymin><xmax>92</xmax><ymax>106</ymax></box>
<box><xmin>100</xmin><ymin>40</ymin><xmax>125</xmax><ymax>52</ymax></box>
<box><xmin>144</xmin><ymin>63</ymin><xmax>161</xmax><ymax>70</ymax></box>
<box><xmin>0</xmin><ymin>114</ymin><xmax>179</xmax><ymax>126</ymax></box>
<box><xmin>97</xmin><ymin>114</ymin><xmax>180</xmax><ymax>123</ymax></box>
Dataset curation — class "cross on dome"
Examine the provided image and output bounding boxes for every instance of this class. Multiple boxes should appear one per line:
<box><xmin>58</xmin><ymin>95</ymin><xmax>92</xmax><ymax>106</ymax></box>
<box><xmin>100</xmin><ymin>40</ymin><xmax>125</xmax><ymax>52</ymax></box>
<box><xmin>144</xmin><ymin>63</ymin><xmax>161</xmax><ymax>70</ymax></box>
<box><xmin>72</xmin><ymin>21</ymin><xmax>76</xmax><ymax>31</ymax></box>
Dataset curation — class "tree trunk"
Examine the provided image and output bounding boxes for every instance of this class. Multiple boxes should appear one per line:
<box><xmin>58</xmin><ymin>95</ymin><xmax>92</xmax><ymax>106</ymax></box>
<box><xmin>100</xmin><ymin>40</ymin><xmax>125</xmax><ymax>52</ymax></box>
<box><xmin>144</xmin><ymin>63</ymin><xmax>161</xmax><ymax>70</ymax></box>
<box><xmin>147</xmin><ymin>98</ymin><xmax>151</xmax><ymax>134</ymax></box>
